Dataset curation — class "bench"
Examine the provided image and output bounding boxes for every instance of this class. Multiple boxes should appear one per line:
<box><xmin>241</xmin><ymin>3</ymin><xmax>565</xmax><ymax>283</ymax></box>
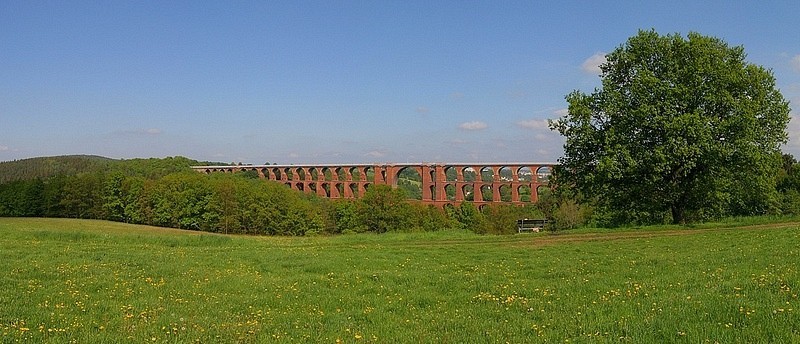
<box><xmin>517</xmin><ymin>219</ymin><xmax>547</xmax><ymax>233</ymax></box>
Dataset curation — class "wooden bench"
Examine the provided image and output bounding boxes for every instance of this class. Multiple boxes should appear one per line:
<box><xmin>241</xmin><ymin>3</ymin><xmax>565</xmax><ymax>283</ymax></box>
<box><xmin>517</xmin><ymin>219</ymin><xmax>547</xmax><ymax>233</ymax></box>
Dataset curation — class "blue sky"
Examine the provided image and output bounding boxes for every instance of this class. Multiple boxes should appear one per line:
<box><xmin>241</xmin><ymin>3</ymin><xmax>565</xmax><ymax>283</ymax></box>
<box><xmin>2</xmin><ymin>1</ymin><xmax>799</xmax><ymax>164</ymax></box>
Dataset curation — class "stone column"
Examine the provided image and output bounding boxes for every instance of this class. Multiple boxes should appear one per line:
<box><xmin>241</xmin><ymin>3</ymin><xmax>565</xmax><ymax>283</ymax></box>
<box><xmin>421</xmin><ymin>165</ymin><xmax>433</xmax><ymax>201</ymax></box>
<box><xmin>435</xmin><ymin>165</ymin><xmax>447</xmax><ymax>202</ymax></box>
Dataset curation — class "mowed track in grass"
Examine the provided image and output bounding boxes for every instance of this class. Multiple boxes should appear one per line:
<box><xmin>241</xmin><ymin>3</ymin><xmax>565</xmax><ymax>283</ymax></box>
<box><xmin>0</xmin><ymin>218</ymin><xmax>798</xmax><ymax>343</ymax></box>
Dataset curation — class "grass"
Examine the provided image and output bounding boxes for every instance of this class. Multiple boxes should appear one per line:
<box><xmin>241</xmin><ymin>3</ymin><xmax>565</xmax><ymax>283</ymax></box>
<box><xmin>1</xmin><ymin>218</ymin><xmax>798</xmax><ymax>343</ymax></box>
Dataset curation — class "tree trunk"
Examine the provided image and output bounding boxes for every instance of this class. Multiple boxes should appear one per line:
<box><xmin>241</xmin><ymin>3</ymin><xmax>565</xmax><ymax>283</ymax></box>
<box><xmin>671</xmin><ymin>204</ymin><xmax>685</xmax><ymax>225</ymax></box>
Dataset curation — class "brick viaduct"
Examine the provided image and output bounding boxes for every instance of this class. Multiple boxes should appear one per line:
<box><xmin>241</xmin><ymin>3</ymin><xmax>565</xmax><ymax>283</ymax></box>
<box><xmin>192</xmin><ymin>163</ymin><xmax>555</xmax><ymax>207</ymax></box>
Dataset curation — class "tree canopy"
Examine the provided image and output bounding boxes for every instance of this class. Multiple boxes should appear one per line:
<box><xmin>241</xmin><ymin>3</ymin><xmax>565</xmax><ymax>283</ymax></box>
<box><xmin>550</xmin><ymin>30</ymin><xmax>790</xmax><ymax>225</ymax></box>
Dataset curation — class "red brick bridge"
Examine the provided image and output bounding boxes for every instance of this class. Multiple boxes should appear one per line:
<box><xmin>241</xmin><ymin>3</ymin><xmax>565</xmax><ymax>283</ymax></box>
<box><xmin>192</xmin><ymin>163</ymin><xmax>555</xmax><ymax>207</ymax></box>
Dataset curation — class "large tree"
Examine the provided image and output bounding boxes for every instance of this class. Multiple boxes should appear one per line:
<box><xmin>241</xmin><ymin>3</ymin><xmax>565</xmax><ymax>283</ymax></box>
<box><xmin>550</xmin><ymin>30</ymin><xmax>790</xmax><ymax>225</ymax></box>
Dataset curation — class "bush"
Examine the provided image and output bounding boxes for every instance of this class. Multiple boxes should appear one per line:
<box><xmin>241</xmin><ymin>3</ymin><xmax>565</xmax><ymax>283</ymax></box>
<box><xmin>480</xmin><ymin>205</ymin><xmax>545</xmax><ymax>235</ymax></box>
<box><xmin>356</xmin><ymin>185</ymin><xmax>412</xmax><ymax>233</ymax></box>
<box><xmin>551</xmin><ymin>199</ymin><xmax>588</xmax><ymax>230</ymax></box>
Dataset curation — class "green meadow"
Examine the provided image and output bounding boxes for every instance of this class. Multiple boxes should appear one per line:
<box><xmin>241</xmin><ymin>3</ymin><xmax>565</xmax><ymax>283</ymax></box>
<box><xmin>1</xmin><ymin>218</ymin><xmax>798</xmax><ymax>343</ymax></box>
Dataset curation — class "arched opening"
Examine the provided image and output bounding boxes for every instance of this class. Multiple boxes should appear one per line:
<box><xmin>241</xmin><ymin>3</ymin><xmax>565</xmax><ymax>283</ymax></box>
<box><xmin>348</xmin><ymin>183</ymin><xmax>358</xmax><ymax>198</ymax></box>
<box><xmin>296</xmin><ymin>182</ymin><xmax>305</xmax><ymax>192</ymax></box>
<box><xmin>283</xmin><ymin>168</ymin><xmax>294</xmax><ymax>180</ymax></box>
<box><xmin>480</xmin><ymin>167</ymin><xmax>495</xmax><ymax>182</ymax></box>
<box><xmin>363</xmin><ymin>166</ymin><xmax>375</xmax><ymax>182</ymax></box>
<box><xmin>518</xmin><ymin>185</ymin><xmax>532</xmax><ymax>203</ymax></box>
<box><xmin>480</xmin><ymin>184</ymin><xmax>493</xmax><ymax>202</ymax></box>
<box><xmin>309</xmin><ymin>182</ymin><xmax>317</xmax><ymax>194</ymax></box>
<box><xmin>322</xmin><ymin>183</ymin><xmax>331</xmax><ymax>197</ymax></box>
<box><xmin>272</xmin><ymin>168</ymin><xmax>283</xmax><ymax>181</ymax></box>
<box><xmin>336</xmin><ymin>168</ymin><xmax>348</xmax><ymax>181</ymax></box>
<box><xmin>396</xmin><ymin>167</ymin><xmax>422</xmax><ymax>200</ymax></box>
<box><xmin>445</xmin><ymin>183</ymin><xmax>456</xmax><ymax>201</ymax></box>
<box><xmin>536</xmin><ymin>166</ymin><xmax>552</xmax><ymax>183</ymax></box>
<box><xmin>499</xmin><ymin>184</ymin><xmax>512</xmax><ymax>202</ymax></box>
<box><xmin>321</xmin><ymin>167</ymin><xmax>333</xmax><ymax>181</ymax></box>
<box><xmin>462</xmin><ymin>167</ymin><xmax>477</xmax><ymax>182</ymax></box>
<box><xmin>444</xmin><ymin>166</ymin><xmax>458</xmax><ymax>182</ymax></box>
<box><xmin>297</xmin><ymin>168</ymin><xmax>307</xmax><ymax>181</ymax></box>
<box><xmin>517</xmin><ymin>167</ymin><xmax>533</xmax><ymax>182</ymax></box>
<box><xmin>335</xmin><ymin>182</ymin><xmax>344</xmax><ymax>198</ymax></box>
<box><xmin>462</xmin><ymin>184</ymin><xmax>474</xmax><ymax>201</ymax></box>
<box><xmin>350</xmin><ymin>167</ymin><xmax>362</xmax><ymax>182</ymax></box>
<box><xmin>309</xmin><ymin>168</ymin><xmax>320</xmax><ymax>181</ymax></box>
<box><xmin>498</xmin><ymin>166</ymin><xmax>513</xmax><ymax>182</ymax></box>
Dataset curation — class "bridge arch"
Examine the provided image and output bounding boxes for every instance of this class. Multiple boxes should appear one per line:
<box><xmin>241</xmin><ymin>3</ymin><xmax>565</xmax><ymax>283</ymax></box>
<box><xmin>536</xmin><ymin>166</ymin><xmax>552</xmax><ymax>183</ymax></box>
<box><xmin>444</xmin><ymin>183</ymin><xmax>456</xmax><ymax>201</ymax></box>
<box><xmin>394</xmin><ymin>166</ymin><xmax>423</xmax><ymax>200</ymax></box>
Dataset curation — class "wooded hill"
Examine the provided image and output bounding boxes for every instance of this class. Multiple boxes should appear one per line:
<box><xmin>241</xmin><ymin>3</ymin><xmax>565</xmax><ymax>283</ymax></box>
<box><xmin>0</xmin><ymin>155</ymin><xmax>113</xmax><ymax>183</ymax></box>
<box><xmin>0</xmin><ymin>155</ymin><xmax>223</xmax><ymax>183</ymax></box>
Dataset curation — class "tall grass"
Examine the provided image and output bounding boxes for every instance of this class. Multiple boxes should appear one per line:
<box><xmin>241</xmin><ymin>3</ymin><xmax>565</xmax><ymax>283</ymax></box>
<box><xmin>1</xmin><ymin>218</ymin><xmax>798</xmax><ymax>343</ymax></box>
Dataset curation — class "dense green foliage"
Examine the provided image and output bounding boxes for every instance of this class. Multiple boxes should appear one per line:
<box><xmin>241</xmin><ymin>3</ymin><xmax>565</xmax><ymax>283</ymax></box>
<box><xmin>0</xmin><ymin>155</ymin><xmax>113</xmax><ymax>183</ymax></box>
<box><xmin>551</xmin><ymin>30</ymin><xmax>791</xmax><ymax>225</ymax></box>
<box><xmin>0</xmin><ymin>156</ymin><xmax>547</xmax><ymax>235</ymax></box>
<box><xmin>1</xmin><ymin>218</ymin><xmax>798</xmax><ymax>342</ymax></box>
<box><xmin>0</xmin><ymin>155</ymin><xmax>225</xmax><ymax>183</ymax></box>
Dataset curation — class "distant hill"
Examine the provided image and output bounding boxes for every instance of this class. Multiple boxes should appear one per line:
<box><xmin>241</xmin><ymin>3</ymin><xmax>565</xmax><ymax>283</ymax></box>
<box><xmin>0</xmin><ymin>155</ymin><xmax>225</xmax><ymax>183</ymax></box>
<box><xmin>0</xmin><ymin>155</ymin><xmax>114</xmax><ymax>183</ymax></box>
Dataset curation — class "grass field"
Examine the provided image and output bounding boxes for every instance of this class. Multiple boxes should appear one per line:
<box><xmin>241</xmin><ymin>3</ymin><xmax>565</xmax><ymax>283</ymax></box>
<box><xmin>1</xmin><ymin>218</ymin><xmax>798</xmax><ymax>343</ymax></box>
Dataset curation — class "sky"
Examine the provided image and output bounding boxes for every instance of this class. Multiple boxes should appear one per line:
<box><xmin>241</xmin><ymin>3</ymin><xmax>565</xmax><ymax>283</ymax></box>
<box><xmin>2</xmin><ymin>1</ymin><xmax>799</xmax><ymax>164</ymax></box>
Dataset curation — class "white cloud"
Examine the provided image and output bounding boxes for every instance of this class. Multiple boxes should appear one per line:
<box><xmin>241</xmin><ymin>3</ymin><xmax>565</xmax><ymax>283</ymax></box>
<box><xmin>415</xmin><ymin>106</ymin><xmax>429</xmax><ymax>114</ymax></box>
<box><xmin>581</xmin><ymin>52</ymin><xmax>607</xmax><ymax>75</ymax></box>
<box><xmin>458</xmin><ymin>121</ymin><xmax>488</xmax><ymax>130</ymax></box>
<box><xmin>0</xmin><ymin>145</ymin><xmax>8</xmax><ymax>151</ymax></box>
<box><xmin>792</xmin><ymin>55</ymin><xmax>800</xmax><ymax>73</ymax></box>
<box><xmin>365</xmin><ymin>150</ymin><xmax>386</xmax><ymax>158</ymax></box>
<box><xmin>553</xmin><ymin>108</ymin><xmax>569</xmax><ymax>117</ymax></box>
<box><xmin>145</xmin><ymin>128</ymin><xmax>161</xmax><ymax>135</ymax></box>
<box><xmin>288</xmin><ymin>152</ymin><xmax>300</xmax><ymax>158</ymax></box>
<box><xmin>516</xmin><ymin>119</ymin><xmax>550</xmax><ymax>130</ymax></box>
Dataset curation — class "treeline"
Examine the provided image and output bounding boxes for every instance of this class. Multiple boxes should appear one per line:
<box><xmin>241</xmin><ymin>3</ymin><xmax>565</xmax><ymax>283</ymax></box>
<box><xmin>546</xmin><ymin>154</ymin><xmax>800</xmax><ymax>227</ymax></box>
<box><xmin>0</xmin><ymin>156</ymin><xmax>550</xmax><ymax>235</ymax></box>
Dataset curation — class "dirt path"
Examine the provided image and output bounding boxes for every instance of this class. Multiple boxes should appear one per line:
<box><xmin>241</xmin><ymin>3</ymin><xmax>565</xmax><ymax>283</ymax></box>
<box><xmin>373</xmin><ymin>221</ymin><xmax>800</xmax><ymax>249</ymax></box>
